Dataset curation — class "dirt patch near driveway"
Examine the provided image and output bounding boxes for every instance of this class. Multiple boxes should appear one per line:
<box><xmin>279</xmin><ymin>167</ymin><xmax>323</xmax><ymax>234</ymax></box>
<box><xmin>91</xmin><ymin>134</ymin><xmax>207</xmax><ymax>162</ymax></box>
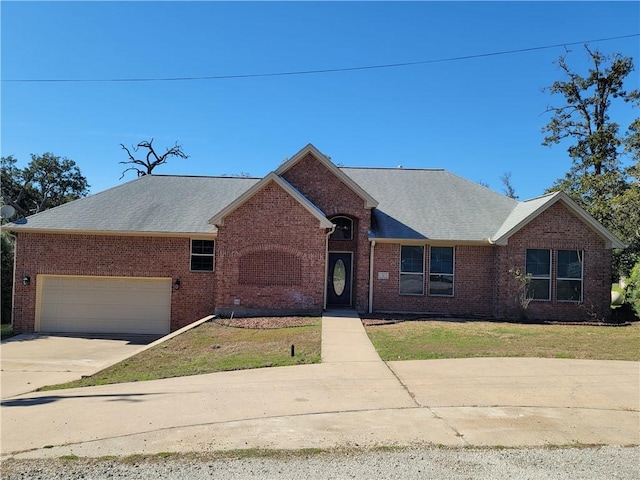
<box><xmin>213</xmin><ymin>316</ymin><xmax>319</xmax><ymax>329</ymax></box>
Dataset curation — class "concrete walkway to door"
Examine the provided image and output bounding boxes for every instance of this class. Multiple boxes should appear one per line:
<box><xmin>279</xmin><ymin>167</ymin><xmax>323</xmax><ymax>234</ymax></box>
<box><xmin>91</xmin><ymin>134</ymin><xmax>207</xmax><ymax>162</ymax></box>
<box><xmin>321</xmin><ymin>309</ymin><xmax>381</xmax><ymax>363</ymax></box>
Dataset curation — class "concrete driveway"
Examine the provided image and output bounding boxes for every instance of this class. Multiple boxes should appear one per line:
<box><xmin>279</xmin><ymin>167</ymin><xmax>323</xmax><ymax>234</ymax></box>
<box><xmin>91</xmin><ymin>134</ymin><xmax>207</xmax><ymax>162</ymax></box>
<box><xmin>1</xmin><ymin>333</ymin><xmax>159</xmax><ymax>399</ymax></box>
<box><xmin>1</xmin><ymin>314</ymin><xmax>638</xmax><ymax>459</ymax></box>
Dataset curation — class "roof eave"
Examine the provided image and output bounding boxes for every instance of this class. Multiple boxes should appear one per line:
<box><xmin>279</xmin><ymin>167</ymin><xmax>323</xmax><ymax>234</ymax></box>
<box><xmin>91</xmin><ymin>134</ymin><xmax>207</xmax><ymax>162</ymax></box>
<box><xmin>1</xmin><ymin>226</ymin><xmax>218</xmax><ymax>238</ymax></box>
<box><xmin>369</xmin><ymin>236</ymin><xmax>494</xmax><ymax>246</ymax></box>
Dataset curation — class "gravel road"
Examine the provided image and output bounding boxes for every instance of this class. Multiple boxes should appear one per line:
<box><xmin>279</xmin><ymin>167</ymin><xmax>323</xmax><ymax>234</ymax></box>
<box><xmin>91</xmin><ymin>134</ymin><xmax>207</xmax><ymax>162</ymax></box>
<box><xmin>2</xmin><ymin>446</ymin><xmax>638</xmax><ymax>479</ymax></box>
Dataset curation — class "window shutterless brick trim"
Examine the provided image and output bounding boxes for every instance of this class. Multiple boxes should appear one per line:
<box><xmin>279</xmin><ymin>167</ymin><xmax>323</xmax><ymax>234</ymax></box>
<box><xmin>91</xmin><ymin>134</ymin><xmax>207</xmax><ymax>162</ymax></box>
<box><xmin>429</xmin><ymin>246</ymin><xmax>455</xmax><ymax>297</ymax></box>
<box><xmin>525</xmin><ymin>248</ymin><xmax>552</xmax><ymax>301</ymax></box>
<box><xmin>556</xmin><ymin>249</ymin><xmax>584</xmax><ymax>302</ymax></box>
<box><xmin>190</xmin><ymin>238</ymin><xmax>215</xmax><ymax>272</ymax></box>
<box><xmin>399</xmin><ymin>245</ymin><xmax>425</xmax><ymax>296</ymax></box>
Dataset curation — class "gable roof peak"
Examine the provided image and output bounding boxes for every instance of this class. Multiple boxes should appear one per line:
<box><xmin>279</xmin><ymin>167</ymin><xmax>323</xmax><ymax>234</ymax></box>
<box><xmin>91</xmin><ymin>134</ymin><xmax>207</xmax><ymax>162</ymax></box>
<box><xmin>208</xmin><ymin>172</ymin><xmax>333</xmax><ymax>229</ymax></box>
<box><xmin>275</xmin><ymin>144</ymin><xmax>378</xmax><ymax>209</ymax></box>
<box><xmin>492</xmin><ymin>190</ymin><xmax>625</xmax><ymax>249</ymax></box>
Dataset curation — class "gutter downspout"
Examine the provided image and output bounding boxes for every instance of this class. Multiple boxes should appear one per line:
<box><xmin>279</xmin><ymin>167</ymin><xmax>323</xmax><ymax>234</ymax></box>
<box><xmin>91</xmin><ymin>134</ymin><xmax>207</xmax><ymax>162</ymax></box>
<box><xmin>323</xmin><ymin>225</ymin><xmax>336</xmax><ymax>310</ymax></box>
<box><xmin>368</xmin><ymin>240</ymin><xmax>376</xmax><ymax>314</ymax></box>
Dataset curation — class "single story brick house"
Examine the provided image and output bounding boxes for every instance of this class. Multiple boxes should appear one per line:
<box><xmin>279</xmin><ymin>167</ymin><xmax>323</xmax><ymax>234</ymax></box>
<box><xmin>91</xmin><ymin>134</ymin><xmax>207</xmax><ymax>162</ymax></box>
<box><xmin>5</xmin><ymin>144</ymin><xmax>624</xmax><ymax>334</ymax></box>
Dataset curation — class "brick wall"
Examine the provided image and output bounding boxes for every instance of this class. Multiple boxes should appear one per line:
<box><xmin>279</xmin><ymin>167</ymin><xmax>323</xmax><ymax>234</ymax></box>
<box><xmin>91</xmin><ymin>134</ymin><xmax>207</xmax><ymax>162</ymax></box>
<box><xmin>12</xmin><ymin>233</ymin><xmax>215</xmax><ymax>333</ymax></box>
<box><xmin>214</xmin><ymin>180</ymin><xmax>327</xmax><ymax>316</ymax></box>
<box><xmin>371</xmin><ymin>243</ymin><xmax>495</xmax><ymax>316</ymax></box>
<box><xmin>371</xmin><ymin>202</ymin><xmax>611</xmax><ymax>321</ymax></box>
<box><xmin>494</xmin><ymin>202</ymin><xmax>611</xmax><ymax>321</ymax></box>
<box><xmin>282</xmin><ymin>154</ymin><xmax>372</xmax><ymax>311</ymax></box>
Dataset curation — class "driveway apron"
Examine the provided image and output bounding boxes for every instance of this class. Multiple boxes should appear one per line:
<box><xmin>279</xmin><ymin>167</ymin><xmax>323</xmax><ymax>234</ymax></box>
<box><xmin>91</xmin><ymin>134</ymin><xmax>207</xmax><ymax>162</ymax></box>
<box><xmin>1</xmin><ymin>334</ymin><xmax>159</xmax><ymax>399</ymax></box>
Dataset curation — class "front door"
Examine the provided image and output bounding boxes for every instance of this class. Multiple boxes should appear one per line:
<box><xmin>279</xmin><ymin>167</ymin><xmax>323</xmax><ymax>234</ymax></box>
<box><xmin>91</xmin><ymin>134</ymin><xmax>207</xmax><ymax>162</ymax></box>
<box><xmin>327</xmin><ymin>252</ymin><xmax>352</xmax><ymax>306</ymax></box>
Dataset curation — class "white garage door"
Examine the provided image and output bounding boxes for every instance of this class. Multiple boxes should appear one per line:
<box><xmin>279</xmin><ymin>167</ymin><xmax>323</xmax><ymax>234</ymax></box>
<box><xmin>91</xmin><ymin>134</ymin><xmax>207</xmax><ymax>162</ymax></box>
<box><xmin>38</xmin><ymin>276</ymin><xmax>171</xmax><ymax>335</ymax></box>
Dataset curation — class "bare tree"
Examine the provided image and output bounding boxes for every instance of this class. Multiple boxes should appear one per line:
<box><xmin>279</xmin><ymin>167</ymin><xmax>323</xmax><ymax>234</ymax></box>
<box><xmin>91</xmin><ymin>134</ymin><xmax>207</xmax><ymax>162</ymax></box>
<box><xmin>119</xmin><ymin>139</ymin><xmax>188</xmax><ymax>179</ymax></box>
<box><xmin>500</xmin><ymin>171</ymin><xmax>518</xmax><ymax>199</ymax></box>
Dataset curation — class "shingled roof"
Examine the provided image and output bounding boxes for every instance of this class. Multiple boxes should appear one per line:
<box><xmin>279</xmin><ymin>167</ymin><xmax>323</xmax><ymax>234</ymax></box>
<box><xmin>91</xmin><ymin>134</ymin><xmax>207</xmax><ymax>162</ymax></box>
<box><xmin>3</xmin><ymin>157</ymin><xmax>624</xmax><ymax>248</ymax></box>
<box><xmin>342</xmin><ymin>167</ymin><xmax>517</xmax><ymax>242</ymax></box>
<box><xmin>5</xmin><ymin>175</ymin><xmax>259</xmax><ymax>235</ymax></box>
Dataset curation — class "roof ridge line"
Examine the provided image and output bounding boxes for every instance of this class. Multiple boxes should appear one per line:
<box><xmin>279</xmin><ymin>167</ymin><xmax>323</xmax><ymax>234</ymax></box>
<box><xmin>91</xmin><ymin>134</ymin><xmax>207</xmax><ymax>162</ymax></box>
<box><xmin>340</xmin><ymin>166</ymin><xmax>446</xmax><ymax>171</ymax></box>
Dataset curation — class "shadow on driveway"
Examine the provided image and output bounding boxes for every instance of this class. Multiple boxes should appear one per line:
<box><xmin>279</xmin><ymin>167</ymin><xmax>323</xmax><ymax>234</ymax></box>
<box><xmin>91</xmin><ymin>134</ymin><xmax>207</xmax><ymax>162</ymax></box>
<box><xmin>2</xmin><ymin>333</ymin><xmax>163</xmax><ymax>345</ymax></box>
<box><xmin>2</xmin><ymin>392</ymin><xmax>162</xmax><ymax>408</ymax></box>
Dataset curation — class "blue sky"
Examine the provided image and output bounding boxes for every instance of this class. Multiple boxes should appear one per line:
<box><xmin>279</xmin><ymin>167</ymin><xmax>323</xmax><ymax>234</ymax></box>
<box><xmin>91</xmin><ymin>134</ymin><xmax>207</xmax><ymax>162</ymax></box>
<box><xmin>2</xmin><ymin>1</ymin><xmax>639</xmax><ymax>200</ymax></box>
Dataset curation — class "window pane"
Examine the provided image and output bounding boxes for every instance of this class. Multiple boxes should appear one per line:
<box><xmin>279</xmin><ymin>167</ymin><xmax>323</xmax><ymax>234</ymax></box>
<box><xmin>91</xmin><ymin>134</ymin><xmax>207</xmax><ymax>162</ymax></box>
<box><xmin>192</xmin><ymin>240</ymin><xmax>214</xmax><ymax>255</ymax></box>
<box><xmin>558</xmin><ymin>250</ymin><xmax>582</xmax><ymax>278</ymax></box>
<box><xmin>557</xmin><ymin>280</ymin><xmax>582</xmax><ymax>301</ymax></box>
<box><xmin>430</xmin><ymin>247</ymin><xmax>453</xmax><ymax>274</ymax></box>
<box><xmin>191</xmin><ymin>255</ymin><xmax>214</xmax><ymax>271</ymax></box>
<box><xmin>400</xmin><ymin>274</ymin><xmax>424</xmax><ymax>295</ymax></box>
<box><xmin>429</xmin><ymin>274</ymin><xmax>453</xmax><ymax>296</ymax></box>
<box><xmin>527</xmin><ymin>278</ymin><xmax>550</xmax><ymax>300</ymax></box>
<box><xmin>330</xmin><ymin>217</ymin><xmax>353</xmax><ymax>240</ymax></box>
<box><xmin>401</xmin><ymin>246</ymin><xmax>424</xmax><ymax>273</ymax></box>
<box><xmin>526</xmin><ymin>249</ymin><xmax>550</xmax><ymax>276</ymax></box>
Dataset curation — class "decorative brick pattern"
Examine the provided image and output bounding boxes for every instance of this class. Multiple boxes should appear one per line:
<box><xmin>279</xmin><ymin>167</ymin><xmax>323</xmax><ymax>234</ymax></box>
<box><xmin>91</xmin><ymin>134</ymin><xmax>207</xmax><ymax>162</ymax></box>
<box><xmin>214</xmin><ymin>180</ymin><xmax>327</xmax><ymax>316</ymax></box>
<box><xmin>239</xmin><ymin>249</ymin><xmax>302</xmax><ymax>286</ymax></box>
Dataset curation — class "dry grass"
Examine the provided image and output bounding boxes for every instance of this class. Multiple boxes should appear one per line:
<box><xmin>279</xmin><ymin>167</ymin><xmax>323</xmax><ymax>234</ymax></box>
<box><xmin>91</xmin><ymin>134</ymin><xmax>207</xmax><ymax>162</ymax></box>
<box><xmin>364</xmin><ymin>320</ymin><xmax>640</xmax><ymax>362</ymax></box>
<box><xmin>40</xmin><ymin>318</ymin><xmax>321</xmax><ymax>390</ymax></box>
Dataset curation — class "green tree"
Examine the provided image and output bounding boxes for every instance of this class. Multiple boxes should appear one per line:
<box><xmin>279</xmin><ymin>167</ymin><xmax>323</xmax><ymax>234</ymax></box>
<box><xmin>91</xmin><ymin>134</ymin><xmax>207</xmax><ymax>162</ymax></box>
<box><xmin>0</xmin><ymin>153</ymin><xmax>89</xmax><ymax>323</ymax></box>
<box><xmin>1</xmin><ymin>153</ymin><xmax>89</xmax><ymax>218</ymax></box>
<box><xmin>624</xmin><ymin>261</ymin><xmax>640</xmax><ymax>320</ymax></box>
<box><xmin>542</xmin><ymin>45</ymin><xmax>639</xmax><ymax>278</ymax></box>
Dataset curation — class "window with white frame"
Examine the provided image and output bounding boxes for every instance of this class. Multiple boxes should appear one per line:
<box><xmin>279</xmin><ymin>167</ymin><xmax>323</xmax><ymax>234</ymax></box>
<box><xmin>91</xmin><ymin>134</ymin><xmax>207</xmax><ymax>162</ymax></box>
<box><xmin>525</xmin><ymin>249</ymin><xmax>551</xmax><ymax>300</ymax></box>
<box><xmin>557</xmin><ymin>250</ymin><xmax>583</xmax><ymax>302</ymax></box>
<box><xmin>429</xmin><ymin>246</ymin><xmax>454</xmax><ymax>296</ymax></box>
<box><xmin>400</xmin><ymin>245</ymin><xmax>424</xmax><ymax>295</ymax></box>
<box><xmin>191</xmin><ymin>239</ymin><xmax>215</xmax><ymax>271</ymax></box>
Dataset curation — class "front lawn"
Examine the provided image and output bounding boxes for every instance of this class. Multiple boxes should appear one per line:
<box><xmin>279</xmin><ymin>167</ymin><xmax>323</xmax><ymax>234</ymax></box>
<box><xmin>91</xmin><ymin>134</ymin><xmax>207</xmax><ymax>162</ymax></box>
<box><xmin>364</xmin><ymin>320</ymin><xmax>640</xmax><ymax>362</ymax></box>
<box><xmin>40</xmin><ymin>318</ymin><xmax>321</xmax><ymax>390</ymax></box>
